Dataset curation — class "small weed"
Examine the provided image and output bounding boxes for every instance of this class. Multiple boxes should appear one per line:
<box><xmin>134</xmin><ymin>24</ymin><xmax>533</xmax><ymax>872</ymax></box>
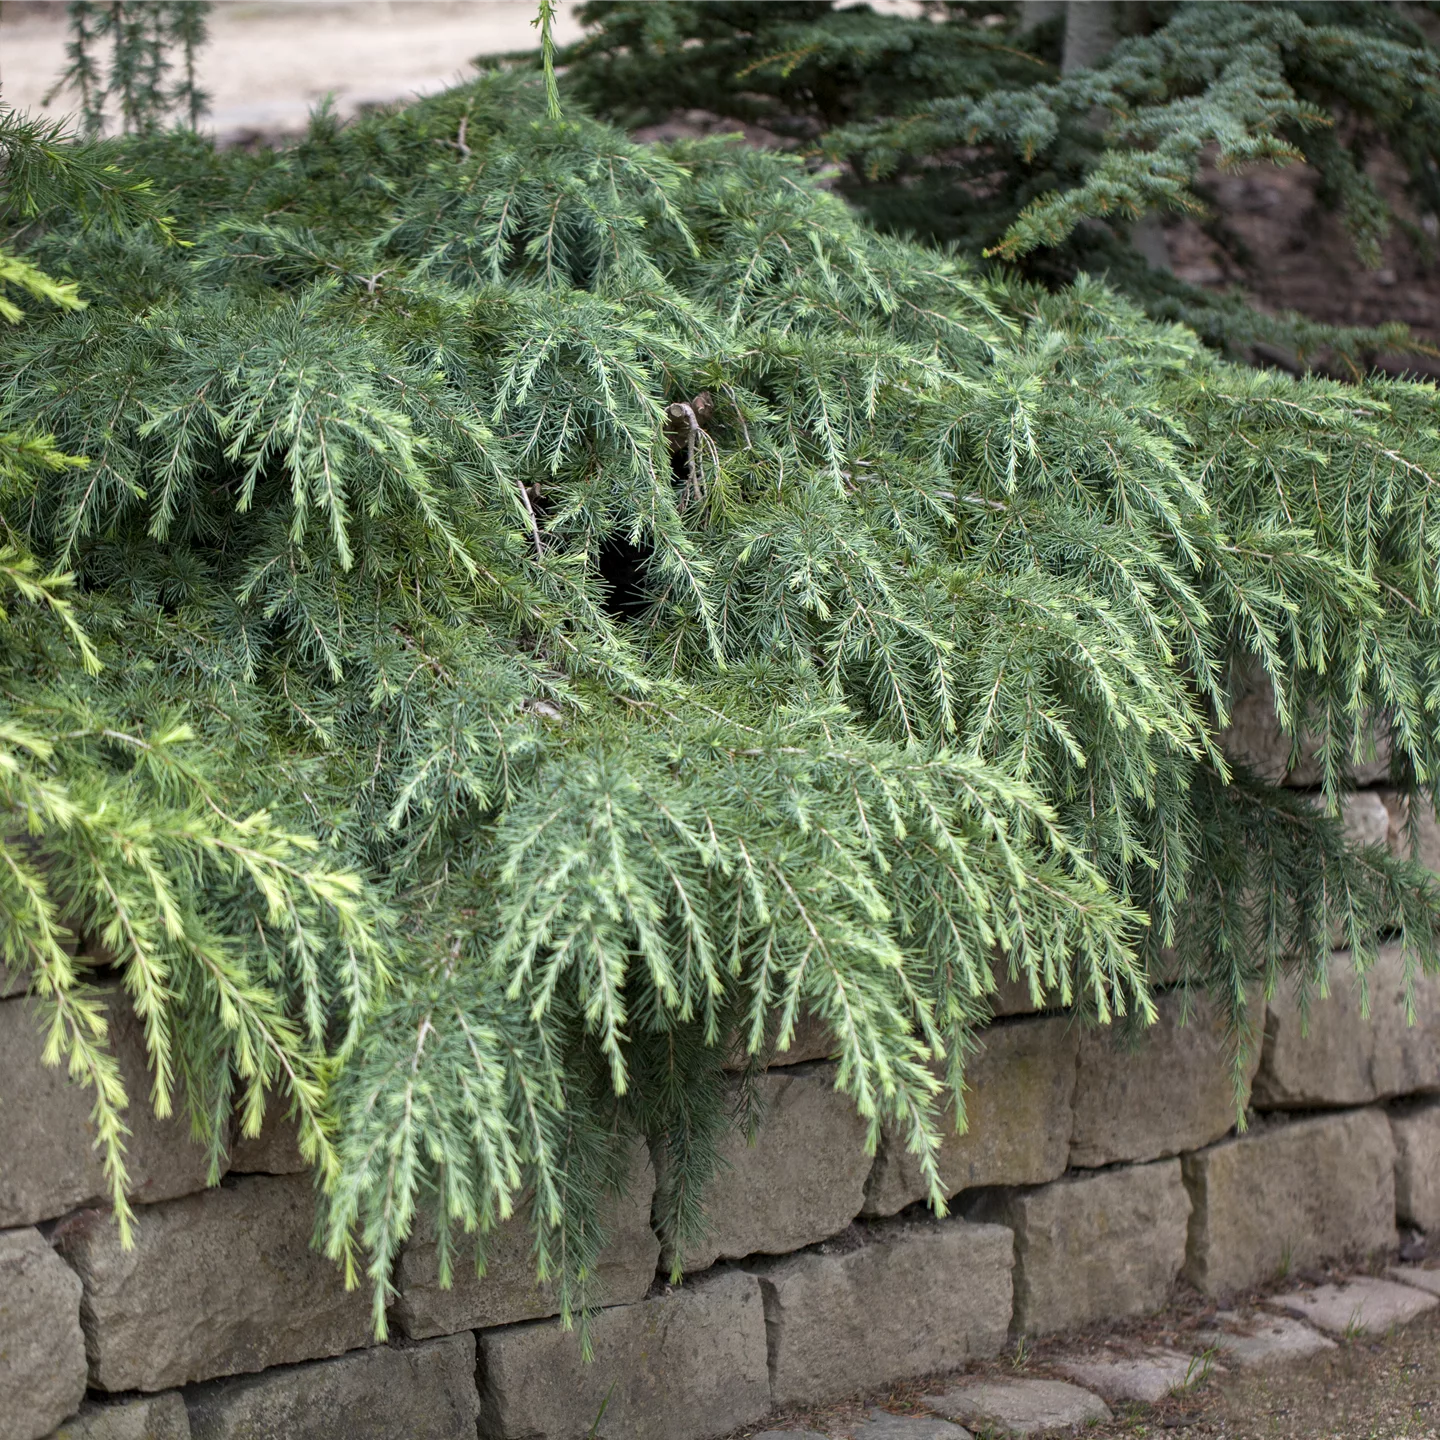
<box><xmin>1010</xmin><ymin>1335</ymin><xmax>1031</xmax><ymax>1370</ymax></box>
<box><xmin>586</xmin><ymin>1381</ymin><xmax>617</xmax><ymax>1438</ymax></box>
<box><xmin>1184</xmin><ymin>1344</ymin><xmax>1219</xmax><ymax>1389</ymax></box>
<box><xmin>1276</xmin><ymin>1239</ymin><xmax>1295</xmax><ymax>1280</ymax></box>
<box><xmin>1342</xmin><ymin>1307</ymin><xmax>1367</xmax><ymax>1342</ymax></box>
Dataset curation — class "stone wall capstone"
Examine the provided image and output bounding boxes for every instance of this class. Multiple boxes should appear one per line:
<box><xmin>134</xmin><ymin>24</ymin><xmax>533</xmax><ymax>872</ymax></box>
<box><xmin>973</xmin><ymin>1160</ymin><xmax>1191</xmax><ymax>1336</ymax></box>
<box><xmin>476</xmin><ymin>1270</ymin><xmax>770</xmax><ymax>1440</ymax></box>
<box><xmin>756</xmin><ymin>1217</ymin><xmax>1013</xmax><ymax>1407</ymax></box>
<box><xmin>1251</xmin><ymin>945</ymin><xmax>1440</xmax><ymax>1110</ymax></box>
<box><xmin>0</xmin><ymin>1228</ymin><xmax>87</xmax><ymax>1440</ymax></box>
<box><xmin>667</xmin><ymin>1064</ymin><xmax>871</xmax><ymax>1273</ymax></box>
<box><xmin>862</xmin><ymin>1016</ymin><xmax>1077</xmax><ymax>1218</ymax></box>
<box><xmin>1182</xmin><ymin>1107</ymin><xmax>1397</xmax><ymax>1296</ymax></box>
<box><xmin>53</xmin><ymin>1174</ymin><xmax>372</xmax><ymax>1392</ymax></box>
<box><xmin>1069</xmin><ymin>993</ymin><xmax>1262</xmax><ymax>1169</ymax></box>
<box><xmin>185</xmin><ymin>1334</ymin><xmax>478</xmax><ymax>1440</ymax></box>
<box><xmin>392</xmin><ymin>1144</ymin><xmax>659</xmax><ymax>1340</ymax></box>
<box><xmin>0</xmin><ymin>991</ymin><xmax>218</xmax><ymax>1229</ymax></box>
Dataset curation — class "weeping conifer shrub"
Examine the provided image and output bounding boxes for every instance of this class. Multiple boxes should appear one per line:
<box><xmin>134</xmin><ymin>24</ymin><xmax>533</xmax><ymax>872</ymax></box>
<box><xmin>4</xmin><ymin>71</ymin><xmax>1440</xmax><ymax>1334</ymax></box>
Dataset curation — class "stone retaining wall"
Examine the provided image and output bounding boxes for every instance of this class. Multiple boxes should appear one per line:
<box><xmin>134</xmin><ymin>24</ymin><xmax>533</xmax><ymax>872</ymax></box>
<box><xmin>6</xmin><ymin>793</ymin><xmax>1440</xmax><ymax>1440</ymax></box>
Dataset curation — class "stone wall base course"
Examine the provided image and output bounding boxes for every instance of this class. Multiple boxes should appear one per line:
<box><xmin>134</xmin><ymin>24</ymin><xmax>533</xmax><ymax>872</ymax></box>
<box><xmin>44</xmin><ymin>1394</ymin><xmax>190</xmax><ymax>1440</ymax></box>
<box><xmin>1391</xmin><ymin>1098</ymin><xmax>1440</xmax><ymax>1232</ymax></box>
<box><xmin>1</xmin><ymin>1227</ymin><xmax>87</xmax><ymax>1440</ymax></box>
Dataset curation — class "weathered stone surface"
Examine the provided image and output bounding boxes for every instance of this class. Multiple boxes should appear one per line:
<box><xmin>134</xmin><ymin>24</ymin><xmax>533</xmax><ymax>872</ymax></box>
<box><xmin>53</xmin><ymin>1174</ymin><xmax>372</xmax><ymax>1392</ymax></box>
<box><xmin>227</xmin><ymin>1103</ymin><xmax>306</xmax><ymax>1176</ymax></box>
<box><xmin>1053</xmin><ymin>1349</ymin><xmax>1197</xmax><ymax>1404</ymax></box>
<box><xmin>848</xmin><ymin>1415</ymin><xmax>972</xmax><ymax>1440</ymax></box>
<box><xmin>46</xmin><ymin>1393</ymin><xmax>190</xmax><ymax>1440</ymax></box>
<box><xmin>752</xmin><ymin>1432</ymin><xmax>827</xmax><ymax>1440</ymax></box>
<box><xmin>723</xmin><ymin>1007</ymin><xmax>837</xmax><ymax>1070</ymax></box>
<box><xmin>0</xmin><ymin>964</ymin><xmax>25</xmax><ymax>999</ymax></box>
<box><xmin>1391</xmin><ymin>1265</ymin><xmax>1440</xmax><ymax>1298</ymax></box>
<box><xmin>986</xmin><ymin>971</ymin><xmax>1064</xmax><ymax>1018</ymax></box>
<box><xmin>1182</xmin><ymin>1108</ymin><xmax>1397</xmax><ymax>1296</ymax></box>
<box><xmin>476</xmin><ymin>1270</ymin><xmax>769</xmax><ymax>1440</ymax></box>
<box><xmin>1380</xmin><ymin>790</ymin><xmax>1440</xmax><ymax>875</ymax></box>
<box><xmin>1337</xmin><ymin>791</ymin><xmax>1391</xmax><ymax>849</ymax></box>
<box><xmin>925</xmin><ymin>1379</ymin><xmax>1110</xmax><ymax>1436</ymax></box>
<box><xmin>757</xmin><ymin>1218</ymin><xmax>1013</xmax><ymax>1407</ymax></box>
<box><xmin>1391</xmin><ymin>1099</ymin><xmax>1440</xmax><ymax>1232</ymax></box>
<box><xmin>973</xmin><ymin>1160</ymin><xmax>1189</xmax><ymax>1336</ymax></box>
<box><xmin>0</xmin><ymin>990</ymin><xmax>218</xmax><ymax>1229</ymax></box>
<box><xmin>671</xmin><ymin>1064</ymin><xmax>870</xmax><ymax>1272</ymax></box>
<box><xmin>1221</xmin><ymin>670</ymin><xmax>1389</xmax><ymax>787</ymax></box>
<box><xmin>863</xmin><ymin>1017</ymin><xmax>1077</xmax><ymax>1218</ymax></box>
<box><xmin>1194</xmin><ymin>1311</ymin><xmax>1335</xmax><ymax>1368</ymax></box>
<box><xmin>1069</xmin><ymin>992</ymin><xmax>1262</xmax><ymax>1169</ymax></box>
<box><xmin>1268</xmin><ymin>1277</ymin><xmax>1438</xmax><ymax>1337</ymax></box>
<box><xmin>0</xmin><ymin>1228</ymin><xmax>87</xmax><ymax>1440</ymax></box>
<box><xmin>393</xmin><ymin>1146</ymin><xmax>659</xmax><ymax>1339</ymax></box>
<box><xmin>1252</xmin><ymin>944</ymin><xmax>1440</xmax><ymax>1109</ymax></box>
<box><xmin>186</xmin><ymin>1333</ymin><xmax>478</xmax><ymax>1440</ymax></box>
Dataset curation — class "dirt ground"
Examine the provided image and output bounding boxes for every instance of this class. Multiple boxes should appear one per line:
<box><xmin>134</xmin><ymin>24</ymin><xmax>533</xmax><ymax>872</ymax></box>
<box><xmin>0</xmin><ymin>1</ymin><xmax>587</xmax><ymax>140</ymax></box>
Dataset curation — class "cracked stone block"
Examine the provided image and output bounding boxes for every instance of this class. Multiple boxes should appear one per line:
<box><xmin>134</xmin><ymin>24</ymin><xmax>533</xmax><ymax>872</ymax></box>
<box><xmin>1391</xmin><ymin>1099</ymin><xmax>1440</xmax><ymax>1232</ymax></box>
<box><xmin>393</xmin><ymin>1144</ymin><xmax>658</xmax><ymax>1338</ymax></box>
<box><xmin>0</xmin><ymin>1228</ymin><xmax>87</xmax><ymax>1440</ymax></box>
<box><xmin>972</xmin><ymin>1159</ymin><xmax>1189</xmax><ymax>1335</ymax></box>
<box><xmin>476</xmin><ymin>1270</ymin><xmax>769</xmax><ymax>1440</ymax></box>
<box><xmin>1221</xmin><ymin>670</ymin><xmax>1389</xmax><ymax>787</ymax></box>
<box><xmin>667</xmin><ymin>1064</ymin><xmax>871</xmax><ymax>1273</ymax></box>
<box><xmin>1251</xmin><ymin>944</ymin><xmax>1440</xmax><ymax>1109</ymax></box>
<box><xmin>185</xmin><ymin>1333</ymin><xmax>478</xmax><ymax>1440</ymax></box>
<box><xmin>0</xmin><ymin>991</ymin><xmax>220</xmax><ymax>1229</ymax></box>
<box><xmin>1391</xmin><ymin>1265</ymin><xmax>1440</xmax><ymax>1298</ymax></box>
<box><xmin>924</xmin><ymin>1379</ymin><xmax>1110</xmax><ymax>1436</ymax></box>
<box><xmin>1380</xmin><ymin>790</ymin><xmax>1440</xmax><ymax>876</ymax></box>
<box><xmin>847</xmin><ymin>1414</ymin><xmax>972</xmax><ymax>1440</ymax></box>
<box><xmin>1052</xmin><ymin>1348</ymin><xmax>1199</xmax><ymax>1403</ymax></box>
<box><xmin>1194</xmin><ymin>1311</ymin><xmax>1336</xmax><ymax>1368</ymax></box>
<box><xmin>1267</xmin><ymin>1276</ymin><xmax>1438</xmax><ymax>1336</ymax></box>
<box><xmin>757</xmin><ymin>1217</ymin><xmax>1013</xmax><ymax>1407</ymax></box>
<box><xmin>53</xmin><ymin>1174</ymin><xmax>372</xmax><ymax>1391</ymax></box>
<box><xmin>45</xmin><ymin>1393</ymin><xmax>190</xmax><ymax>1440</ymax></box>
<box><xmin>863</xmin><ymin>1016</ymin><xmax>1077</xmax><ymax>1218</ymax></box>
<box><xmin>1182</xmin><ymin>1108</ymin><xmax>1397</xmax><ymax>1296</ymax></box>
<box><xmin>1069</xmin><ymin>991</ymin><xmax>1262</xmax><ymax>1169</ymax></box>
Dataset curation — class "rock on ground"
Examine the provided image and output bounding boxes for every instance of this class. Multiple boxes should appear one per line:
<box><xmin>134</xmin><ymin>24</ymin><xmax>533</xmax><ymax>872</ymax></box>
<box><xmin>1268</xmin><ymin>1277</ymin><xmax>1439</xmax><ymax>1337</ymax></box>
<box><xmin>53</xmin><ymin>1174</ymin><xmax>372</xmax><ymax>1391</ymax></box>
<box><xmin>668</xmin><ymin>1064</ymin><xmax>871</xmax><ymax>1272</ymax></box>
<box><xmin>0</xmin><ymin>1228</ymin><xmax>87</xmax><ymax>1440</ymax></box>
<box><xmin>757</xmin><ymin>1218</ymin><xmax>1013</xmax><ymax>1406</ymax></box>
<box><xmin>1182</xmin><ymin>1108</ymin><xmax>1397</xmax><ymax>1295</ymax></box>
<box><xmin>185</xmin><ymin>1333</ymin><xmax>478</xmax><ymax>1440</ymax></box>
<box><xmin>1194</xmin><ymin>1311</ymin><xmax>1336</xmax><ymax>1368</ymax></box>
<box><xmin>476</xmin><ymin>1270</ymin><xmax>770</xmax><ymax>1440</ymax></box>
<box><xmin>847</xmin><ymin>1413</ymin><xmax>972</xmax><ymax>1439</ymax></box>
<box><xmin>1052</xmin><ymin>1347</ymin><xmax>1199</xmax><ymax>1403</ymax></box>
<box><xmin>863</xmin><ymin>1017</ymin><xmax>1077</xmax><ymax>1218</ymax></box>
<box><xmin>1391</xmin><ymin>1265</ymin><xmax>1440</xmax><ymax>1297</ymax></box>
<box><xmin>972</xmin><ymin>1159</ymin><xmax>1190</xmax><ymax>1335</ymax></box>
<box><xmin>924</xmin><ymin>1378</ymin><xmax>1111</xmax><ymax>1436</ymax></box>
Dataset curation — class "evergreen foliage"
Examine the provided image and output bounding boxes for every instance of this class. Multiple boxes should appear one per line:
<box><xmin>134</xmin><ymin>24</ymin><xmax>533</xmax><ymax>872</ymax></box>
<box><xmin>566</xmin><ymin>1</ymin><xmax>1440</xmax><ymax>368</ymax></box>
<box><xmin>4</xmin><ymin>59</ymin><xmax>1440</xmax><ymax>1335</ymax></box>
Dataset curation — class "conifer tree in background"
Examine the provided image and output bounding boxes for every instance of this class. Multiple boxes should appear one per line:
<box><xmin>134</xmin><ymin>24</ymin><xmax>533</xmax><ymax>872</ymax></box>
<box><xmin>3</xmin><ymin>2</ymin><xmax>1440</xmax><ymax>1334</ymax></box>
<box><xmin>567</xmin><ymin>1</ymin><xmax>1440</xmax><ymax>369</ymax></box>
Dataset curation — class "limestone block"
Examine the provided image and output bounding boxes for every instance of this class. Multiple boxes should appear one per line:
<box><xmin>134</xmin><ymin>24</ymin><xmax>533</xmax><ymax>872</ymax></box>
<box><xmin>1380</xmin><ymin>790</ymin><xmax>1440</xmax><ymax>875</ymax></box>
<box><xmin>1194</xmin><ymin>1311</ymin><xmax>1335</xmax><ymax>1368</ymax></box>
<box><xmin>1221</xmin><ymin>670</ymin><xmax>1389</xmax><ymax>787</ymax></box>
<box><xmin>227</xmin><ymin>1103</ymin><xmax>306</xmax><ymax>1176</ymax></box>
<box><xmin>1338</xmin><ymin>791</ymin><xmax>1391</xmax><ymax>849</ymax></box>
<box><xmin>1267</xmin><ymin>1277</ymin><xmax>1437</xmax><ymax>1337</ymax></box>
<box><xmin>53</xmin><ymin>1174</ymin><xmax>372</xmax><ymax>1392</ymax></box>
<box><xmin>1392</xmin><ymin>1099</ymin><xmax>1440</xmax><ymax>1232</ymax></box>
<box><xmin>185</xmin><ymin>1334</ymin><xmax>478</xmax><ymax>1440</ymax></box>
<box><xmin>393</xmin><ymin>1145</ymin><xmax>658</xmax><ymax>1339</ymax></box>
<box><xmin>1052</xmin><ymin>1349</ymin><xmax>1196</xmax><ymax>1404</ymax></box>
<box><xmin>863</xmin><ymin>1017</ymin><xmax>1077</xmax><ymax>1218</ymax></box>
<box><xmin>670</xmin><ymin>1064</ymin><xmax>870</xmax><ymax>1272</ymax></box>
<box><xmin>1252</xmin><ymin>944</ymin><xmax>1440</xmax><ymax>1109</ymax></box>
<box><xmin>1391</xmin><ymin>1265</ymin><xmax>1440</xmax><ymax>1297</ymax></box>
<box><xmin>0</xmin><ymin>991</ymin><xmax>218</xmax><ymax>1229</ymax></box>
<box><xmin>757</xmin><ymin>1217</ymin><xmax>1013</xmax><ymax>1407</ymax></box>
<box><xmin>476</xmin><ymin>1270</ymin><xmax>769</xmax><ymax>1440</ymax></box>
<box><xmin>46</xmin><ymin>1394</ymin><xmax>190</xmax><ymax>1440</ymax></box>
<box><xmin>1070</xmin><ymin>992</ymin><xmax>1262</xmax><ymax>1169</ymax></box>
<box><xmin>1182</xmin><ymin>1108</ymin><xmax>1397</xmax><ymax>1296</ymax></box>
<box><xmin>925</xmin><ymin>1379</ymin><xmax>1110</xmax><ymax>1435</ymax></box>
<box><xmin>0</xmin><ymin>1228</ymin><xmax>87</xmax><ymax>1440</ymax></box>
<box><xmin>974</xmin><ymin>1160</ymin><xmax>1190</xmax><ymax>1336</ymax></box>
